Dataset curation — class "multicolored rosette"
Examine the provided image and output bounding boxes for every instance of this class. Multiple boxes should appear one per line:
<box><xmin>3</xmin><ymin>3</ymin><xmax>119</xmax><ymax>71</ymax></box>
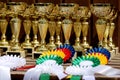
<box><xmin>65</xmin><ymin>55</ymin><xmax>100</xmax><ymax>80</ymax></box>
<box><xmin>72</xmin><ymin>55</ymin><xmax>100</xmax><ymax>67</ymax></box>
<box><xmin>86</xmin><ymin>47</ymin><xmax>111</xmax><ymax>60</ymax></box>
<box><xmin>87</xmin><ymin>53</ymin><xmax>108</xmax><ymax>65</ymax></box>
<box><xmin>24</xmin><ymin>50</ymin><xmax>67</xmax><ymax>80</ymax></box>
<box><xmin>57</xmin><ymin>44</ymin><xmax>75</xmax><ymax>61</ymax></box>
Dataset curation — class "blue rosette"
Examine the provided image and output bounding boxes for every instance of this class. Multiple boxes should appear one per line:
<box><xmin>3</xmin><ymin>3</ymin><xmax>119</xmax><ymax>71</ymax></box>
<box><xmin>86</xmin><ymin>47</ymin><xmax>111</xmax><ymax>60</ymax></box>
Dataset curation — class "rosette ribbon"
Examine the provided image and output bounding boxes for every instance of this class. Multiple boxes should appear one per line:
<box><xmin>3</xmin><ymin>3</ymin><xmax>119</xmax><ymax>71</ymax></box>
<box><xmin>65</xmin><ymin>55</ymin><xmax>120</xmax><ymax>80</ymax></box>
<box><xmin>0</xmin><ymin>55</ymin><xmax>26</xmax><ymax>80</ymax></box>
<box><xmin>24</xmin><ymin>60</ymin><xmax>67</xmax><ymax>80</ymax></box>
<box><xmin>86</xmin><ymin>47</ymin><xmax>111</xmax><ymax>60</ymax></box>
<box><xmin>57</xmin><ymin>44</ymin><xmax>75</xmax><ymax>62</ymax></box>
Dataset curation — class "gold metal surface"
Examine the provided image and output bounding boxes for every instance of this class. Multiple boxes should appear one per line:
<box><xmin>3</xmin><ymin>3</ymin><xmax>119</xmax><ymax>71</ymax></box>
<box><xmin>7</xmin><ymin>2</ymin><xmax>26</xmax><ymax>51</ymax></box>
<box><xmin>91</xmin><ymin>3</ymin><xmax>112</xmax><ymax>47</ymax></box>
<box><xmin>0</xmin><ymin>8</ymin><xmax>9</xmax><ymax>46</ymax></box>
<box><xmin>34</xmin><ymin>3</ymin><xmax>53</xmax><ymax>52</ymax></box>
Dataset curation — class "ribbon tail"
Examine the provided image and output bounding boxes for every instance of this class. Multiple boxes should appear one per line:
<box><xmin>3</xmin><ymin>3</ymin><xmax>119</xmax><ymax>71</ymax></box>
<box><xmin>82</xmin><ymin>75</ymin><xmax>95</xmax><ymax>80</ymax></box>
<box><xmin>23</xmin><ymin>68</ymin><xmax>36</xmax><ymax>80</ymax></box>
<box><xmin>56</xmin><ymin>72</ymin><xmax>67</xmax><ymax>80</ymax></box>
<box><xmin>93</xmin><ymin>65</ymin><xmax>120</xmax><ymax>77</ymax></box>
<box><xmin>0</xmin><ymin>66</ymin><xmax>11</xmax><ymax>80</ymax></box>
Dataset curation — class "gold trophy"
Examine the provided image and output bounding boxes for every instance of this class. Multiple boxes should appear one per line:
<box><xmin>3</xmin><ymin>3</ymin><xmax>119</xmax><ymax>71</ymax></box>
<box><xmin>81</xmin><ymin>6</ymin><xmax>91</xmax><ymax>49</ymax></box>
<box><xmin>55</xmin><ymin>4</ymin><xmax>62</xmax><ymax>47</ymax></box>
<box><xmin>6</xmin><ymin>2</ymin><xmax>26</xmax><ymax>57</ymax></box>
<box><xmin>91</xmin><ymin>3</ymin><xmax>112</xmax><ymax>47</ymax></box>
<box><xmin>108</xmin><ymin>12</ymin><xmax>117</xmax><ymax>49</ymax></box>
<box><xmin>47</xmin><ymin>5</ymin><xmax>58</xmax><ymax>50</ymax></box>
<box><xmin>59</xmin><ymin>3</ymin><xmax>78</xmax><ymax>44</ymax></box>
<box><xmin>0</xmin><ymin>4</ymin><xmax>10</xmax><ymax>55</ymax></box>
<box><xmin>0</xmin><ymin>2</ymin><xmax>5</xmax><ymax>9</ymax></box>
<box><xmin>31</xmin><ymin>15</ymin><xmax>39</xmax><ymax>47</ymax></box>
<box><xmin>22</xmin><ymin>7</ymin><xmax>32</xmax><ymax>47</ymax></box>
<box><xmin>55</xmin><ymin>16</ymin><xmax>62</xmax><ymax>47</ymax></box>
<box><xmin>34</xmin><ymin>3</ymin><xmax>53</xmax><ymax>52</ymax></box>
<box><xmin>0</xmin><ymin>8</ymin><xmax>9</xmax><ymax>46</ymax></box>
<box><xmin>72</xmin><ymin>7</ymin><xmax>83</xmax><ymax>51</ymax></box>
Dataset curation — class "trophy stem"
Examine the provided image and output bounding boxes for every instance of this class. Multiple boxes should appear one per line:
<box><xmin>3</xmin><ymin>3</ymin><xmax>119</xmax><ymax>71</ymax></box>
<box><xmin>103</xmin><ymin>22</ymin><xmax>111</xmax><ymax>50</ymax></box>
<box><xmin>22</xmin><ymin>18</ymin><xmax>32</xmax><ymax>47</ymax></box>
<box><xmin>32</xmin><ymin>19</ymin><xmax>39</xmax><ymax>47</ymax></box>
<box><xmin>55</xmin><ymin>17</ymin><xmax>62</xmax><ymax>46</ymax></box>
<box><xmin>10</xmin><ymin>16</ymin><xmax>22</xmax><ymax>51</ymax></box>
<box><xmin>73</xmin><ymin>18</ymin><xmax>83</xmax><ymax>51</ymax></box>
<box><xmin>81</xmin><ymin>20</ymin><xmax>90</xmax><ymax>48</ymax></box>
<box><xmin>96</xmin><ymin>18</ymin><xmax>106</xmax><ymax>47</ymax></box>
<box><xmin>62</xmin><ymin>16</ymin><xmax>72</xmax><ymax>44</ymax></box>
<box><xmin>47</xmin><ymin>16</ymin><xmax>56</xmax><ymax>50</ymax></box>
<box><xmin>0</xmin><ymin>18</ymin><xmax>8</xmax><ymax>46</ymax></box>
<box><xmin>108</xmin><ymin>22</ymin><xmax>115</xmax><ymax>48</ymax></box>
<box><xmin>35</xmin><ymin>16</ymin><xmax>48</xmax><ymax>52</ymax></box>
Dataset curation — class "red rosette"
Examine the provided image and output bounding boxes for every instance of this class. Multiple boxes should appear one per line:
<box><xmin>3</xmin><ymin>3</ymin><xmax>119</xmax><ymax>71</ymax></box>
<box><xmin>57</xmin><ymin>48</ymin><xmax>71</xmax><ymax>62</ymax></box>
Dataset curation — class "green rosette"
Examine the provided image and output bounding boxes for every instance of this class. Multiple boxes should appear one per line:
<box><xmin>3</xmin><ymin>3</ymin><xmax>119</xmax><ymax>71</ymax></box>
<box><xmin>36</xmin><ymin>54</ymin><xmax>63</xmax><ymax>65</ymax></box>
<box><xmin>72</xmin><ymin>55</ymin><xmax>100</xmax><ymax>67</ymax></box>
<box><xmin>39</xmin><ymin>73</ymin><xmax>50</xmax><ymax>80</ymax></box>
<box><xmin>70</xmin><ymin>75</ymin><xmax>81</xmax><ymax>80</ymax></box>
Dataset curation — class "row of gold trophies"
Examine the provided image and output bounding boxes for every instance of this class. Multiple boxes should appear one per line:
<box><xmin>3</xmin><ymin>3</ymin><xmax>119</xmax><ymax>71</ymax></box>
<box><xmin>0</xmin><ymin>2</ymin><xmax>118</xmax><ymax>58</ymax></box>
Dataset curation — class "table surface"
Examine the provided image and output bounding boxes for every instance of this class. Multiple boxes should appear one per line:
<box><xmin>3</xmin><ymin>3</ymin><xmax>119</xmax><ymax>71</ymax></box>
<box><xmin>11</xmin><ymin>53</ymin><xmax>120</xmax><ymax>80</ymax></box>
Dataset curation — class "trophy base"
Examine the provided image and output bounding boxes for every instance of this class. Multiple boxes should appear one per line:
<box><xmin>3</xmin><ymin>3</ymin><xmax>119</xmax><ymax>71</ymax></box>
<box><xmin>0</xmin><ymin>46</ymin><xmax>10</xmax><ymax>56</ymax></box>
<box><xmin>6</xmin><ymin>50</ymin><xmax>25</xmax><ymax>57</ymax></box>
<box><xmin>23</xmin><ymin>47</ymin><xmax>34</xmax><ymax>57</ymax></box>
<box><xmin>32</xmin><ymin>51</ymin><xmax>42</xmax><ymax>59</ymax></box>
<box><xmin>113</xmin><ymin>47</ymin><xmax>119</xmax><ymax>55</ymax></box>
<box><xmin>46</xmin><ymin>43</ymin><xmax>56</xmax><ymax>50</ymax></box>
<box><xmin>55</xmin><ymin>41</ymin><xmax>62</xmax><ymax>47</ymax></box>
<box><xmin>32</xmin><ymin>40</ymin><xmax>39</xmax><ymax>47</ymax></box>
<box><xmin>73</xmin><ymin>45</ymin><xmax>83</xmax><ymax>52</ymax></box>
<box><xmin>82</xmin><ymin>42</ymin><xmax>90</xmax><ymax>49</ymax></box>
<box><xmin>35</xmin><ymin>45</ymin><xmax>48</xmax><ymax>52</ymax></box>
<box><xmin>109</xmin><ymin>50</ymin><xmax>116</xmax><ymax>60</ymax></box>
<box><xmin>22</xmin><ymin>42</ymin><xmax>32</xmax><ymax>48</ymax></box>
<box><xmin>10</xmin><ymin>45</ymin><xmax>23</xmax><ymax>51</ymax></box>
<box><xmin>0</xmin><ymin>41</ymin><xmax>9</xmax><ymax>46</ymax></box>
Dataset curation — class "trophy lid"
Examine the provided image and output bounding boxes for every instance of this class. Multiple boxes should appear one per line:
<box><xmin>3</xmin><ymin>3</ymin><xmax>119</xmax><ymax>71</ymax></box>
<box><xmin>90</xmin><ymin>3</ymin><xmax>112</xmax><ymax>18</ymax></box>
<box><xmin>6</xmin><ymin>2</ymin><xmax>27</xmax><ymax>12</ymax></box>
<box><xmin>0</xmin><ymin>2</ymin><xmax>5</xmax><ymax>9</ymax></box>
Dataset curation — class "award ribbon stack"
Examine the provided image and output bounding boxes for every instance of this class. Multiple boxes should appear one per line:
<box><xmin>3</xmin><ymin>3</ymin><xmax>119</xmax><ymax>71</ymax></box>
<box><xmin>24</xmin><ymin>44</ymin><xmax>75</xmax><ymax>80</ymax></box>
<box><xmin>0</xmin><ymin>55</ymin><xmax>26</xmax><ymax>80</ymax></box>
<box><xmin>65</xmin><ymin>47</ymin><xmax>120</xmax><ymax>80</ymax></box>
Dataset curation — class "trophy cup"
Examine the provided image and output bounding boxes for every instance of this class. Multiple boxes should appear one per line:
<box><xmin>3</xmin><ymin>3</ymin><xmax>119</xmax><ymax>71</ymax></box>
<box><xmin>59</xmin><ymin>3</ymin><xmax>78</xmax><ymax>44</ymax></box>
<box><xmin>21</xmin><ymin>6</ymin><xmax>35</xmax><ymax>57</ymax></box>
<box><xmin>72</xmin><ymin>6</ymin><xmax>83</xmax><ymax>51</ymax></box>
<box><xmin>108</xmin><ymin>12</ymin><xmax>117</xmax><ymax>49</ymax></box>
<box><xmin>55</xmin><ymin>15</ymin><xmax>62</xmax><ymax>47</ymax></box>
<box><xmin>54</xmin><ymin>4</ymin><xmax>62</xmax><ymax>47</ymax></box>
<box><xmin>22</xmin><ymin>7</ymin><xmax>32</xmax><ymax>47</ymax></box>
<box><xmin>0</xmin><ymin>8</ymin><xmax>8</xmax><ymax>46</ymax></box>
<box><xmin>108</xmin><ymin>10</ymin><xmax>118</xmax><ymax>55</ymax></box>
<box><xmin>6</xmin><ymin>2</ymin><xmax>26</xmax><ymax>57</ymax></box>
<box><xmin>47</xmin><ymin>5</ymin><xmax>58</xmax><ymax>50</ymax></box>
<box><xmin>81</xmin><ymin>6</ymin><xmax>91</xmax><ymax>49</ymax></box>
<box><xmin>0</xmin><ymin>5</ymin><xmax>10</xmax><ymax>55</ymax></box>
<box><xmin>91</xmin><ymin>3</ymin><xmax>112</xmax><ymax>47</ymax></box>
<box><xmin>0</xmin><ymin>2</ymin><xmax>5</xmax><ymax>9</ymax></box>
<box><xmin>34</xmin><ymin>3</ymin><xmax>53</xmax><ymax>52</ymax></box>
<box><xmin>31</xmin><ymin>15</ymin><xmax>39</xmax><ymax>47</ymax></box>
